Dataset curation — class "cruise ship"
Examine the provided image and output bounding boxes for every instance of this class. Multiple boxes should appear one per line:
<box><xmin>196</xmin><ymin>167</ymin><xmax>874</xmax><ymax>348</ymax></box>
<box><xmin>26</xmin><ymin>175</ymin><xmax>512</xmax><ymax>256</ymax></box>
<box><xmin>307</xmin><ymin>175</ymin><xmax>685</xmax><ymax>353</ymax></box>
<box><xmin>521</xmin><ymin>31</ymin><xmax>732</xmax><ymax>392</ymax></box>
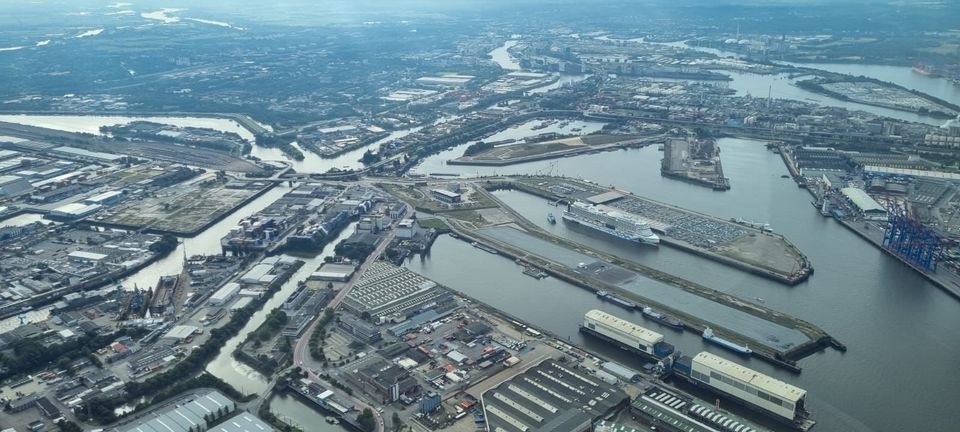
<box><xmin>562</xmin><ymin>201</ymin><xmax>660</xmax><ymax>245</ymax></box>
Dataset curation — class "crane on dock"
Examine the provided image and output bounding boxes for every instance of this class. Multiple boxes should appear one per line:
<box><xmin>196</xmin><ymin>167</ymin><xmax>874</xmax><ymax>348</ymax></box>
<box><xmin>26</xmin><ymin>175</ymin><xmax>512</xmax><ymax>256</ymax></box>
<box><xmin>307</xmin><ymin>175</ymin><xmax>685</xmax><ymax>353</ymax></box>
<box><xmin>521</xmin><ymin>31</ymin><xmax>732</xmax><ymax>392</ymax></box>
<box><xmin>882</xmin><ymin>203</ymin><xmax>948</xmax><ymax>272</ymax></box>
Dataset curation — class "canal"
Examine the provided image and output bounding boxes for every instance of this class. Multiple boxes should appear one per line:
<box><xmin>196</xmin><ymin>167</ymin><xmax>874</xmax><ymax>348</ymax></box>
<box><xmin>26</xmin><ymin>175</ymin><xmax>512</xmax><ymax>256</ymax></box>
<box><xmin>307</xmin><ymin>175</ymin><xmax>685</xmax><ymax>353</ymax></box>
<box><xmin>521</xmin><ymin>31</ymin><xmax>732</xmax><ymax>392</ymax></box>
<box><xmin>204</xmin><ymin>222</ymin><xmax>357</xmax><ymax>395</ymax></box>
<box><xmin>404</xmin><ymin>138</ymin><xmax>960</xmax><ymax>432</ymax></box>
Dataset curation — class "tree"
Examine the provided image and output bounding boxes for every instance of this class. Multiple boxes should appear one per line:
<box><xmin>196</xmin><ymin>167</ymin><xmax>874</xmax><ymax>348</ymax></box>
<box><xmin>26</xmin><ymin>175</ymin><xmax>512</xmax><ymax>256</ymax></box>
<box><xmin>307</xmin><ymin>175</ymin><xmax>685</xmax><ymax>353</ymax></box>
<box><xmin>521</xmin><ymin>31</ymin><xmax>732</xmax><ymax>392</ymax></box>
<box><xmin>357</xmin><ymin>408</ymin><xmax>376</xmax><ymax>432</ymax></box>
<box><xmin>392</xmin><ymin>412</ymin><xmax>403</xmax><ymax>432</ymax></box>
<box><xmin>57</xmin><ymin>420</ymin><xmax>84</xmax><ymax>432</ymax></box>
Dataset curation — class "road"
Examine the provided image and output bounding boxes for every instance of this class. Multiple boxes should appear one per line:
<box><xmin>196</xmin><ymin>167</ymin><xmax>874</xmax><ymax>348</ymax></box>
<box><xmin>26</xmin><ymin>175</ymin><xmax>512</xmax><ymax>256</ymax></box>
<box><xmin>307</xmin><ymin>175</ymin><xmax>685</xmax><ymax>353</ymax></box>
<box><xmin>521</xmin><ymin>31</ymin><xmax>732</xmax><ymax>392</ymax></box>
<box><xmin>291</xmin><ymin>203</ymin><xmax>411</xmax><ymax>432</ymax></box>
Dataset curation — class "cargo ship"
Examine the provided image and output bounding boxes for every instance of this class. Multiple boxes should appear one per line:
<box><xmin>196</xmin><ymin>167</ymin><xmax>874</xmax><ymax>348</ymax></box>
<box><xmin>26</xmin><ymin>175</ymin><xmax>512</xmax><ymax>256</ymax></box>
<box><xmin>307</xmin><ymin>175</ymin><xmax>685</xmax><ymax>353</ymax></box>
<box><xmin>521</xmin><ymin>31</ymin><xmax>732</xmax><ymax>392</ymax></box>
<box><xmin>596</xmin><ymin>290</ymin><xmax>638</xmax><ymax>310</ymax></box>
<box><xmin>702</xmin><ymin>327</ymin><xmax>752</xmax><ymax>355</ymax></box>
<box><xmin>579</xmin><ymin>309</ymin><xmax>675</xmax><ymax>360</ymax></box>
<box><xmin>563</xmin><ymin>201</ymin><xmax>660</xmax><ymax>245</ymax></box>
<box><xmin>642</xmin><ymin>306</ymin><xmax>684</xmax><ymax>330</ymax></box>
<box><xmin>669</xmin><ymin>352</ymin><xmax>815</xmax><ymax>431</ymax></box>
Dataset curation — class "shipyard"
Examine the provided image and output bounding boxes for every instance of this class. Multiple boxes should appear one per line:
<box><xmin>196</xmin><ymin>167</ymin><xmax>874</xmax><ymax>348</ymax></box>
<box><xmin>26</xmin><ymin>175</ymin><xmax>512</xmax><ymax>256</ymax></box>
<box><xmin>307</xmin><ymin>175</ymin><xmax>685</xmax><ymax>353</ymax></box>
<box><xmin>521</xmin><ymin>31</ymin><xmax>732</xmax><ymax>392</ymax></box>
<box><xmin>2</xmin><ymin>2</ymin><xmax>960</xmax><ymax>432</ymax></box>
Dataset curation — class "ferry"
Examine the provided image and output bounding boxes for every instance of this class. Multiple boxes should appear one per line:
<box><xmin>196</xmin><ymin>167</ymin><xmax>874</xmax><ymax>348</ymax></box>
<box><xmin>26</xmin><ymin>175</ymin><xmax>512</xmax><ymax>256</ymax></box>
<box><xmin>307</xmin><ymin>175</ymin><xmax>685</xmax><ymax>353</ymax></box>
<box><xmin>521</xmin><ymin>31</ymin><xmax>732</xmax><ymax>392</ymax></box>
<box><xmin>562</xmin><ymin>201</ymin><xmax>659</xmax><ymax>245</ymax></box>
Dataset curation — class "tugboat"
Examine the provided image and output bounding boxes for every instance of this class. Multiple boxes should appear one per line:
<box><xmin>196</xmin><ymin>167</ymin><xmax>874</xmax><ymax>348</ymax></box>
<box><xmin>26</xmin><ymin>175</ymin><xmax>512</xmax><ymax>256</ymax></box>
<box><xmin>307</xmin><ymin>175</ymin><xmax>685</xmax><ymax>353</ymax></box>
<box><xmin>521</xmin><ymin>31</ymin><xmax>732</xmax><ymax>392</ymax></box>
<box><xmin>547</xmin><ymin>212</ymin><xmax>556</xmax><ymax>224</ymax></box>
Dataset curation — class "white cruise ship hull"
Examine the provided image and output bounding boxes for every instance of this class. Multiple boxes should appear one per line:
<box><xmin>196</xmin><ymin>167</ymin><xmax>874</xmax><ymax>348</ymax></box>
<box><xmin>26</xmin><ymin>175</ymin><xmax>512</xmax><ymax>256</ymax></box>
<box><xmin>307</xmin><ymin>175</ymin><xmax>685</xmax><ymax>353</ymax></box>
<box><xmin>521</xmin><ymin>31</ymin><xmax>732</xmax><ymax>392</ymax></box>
<box><xmin>563</xmin><ymin>211</ymin><xmax>660</xmax><ymax>245</ymax></box>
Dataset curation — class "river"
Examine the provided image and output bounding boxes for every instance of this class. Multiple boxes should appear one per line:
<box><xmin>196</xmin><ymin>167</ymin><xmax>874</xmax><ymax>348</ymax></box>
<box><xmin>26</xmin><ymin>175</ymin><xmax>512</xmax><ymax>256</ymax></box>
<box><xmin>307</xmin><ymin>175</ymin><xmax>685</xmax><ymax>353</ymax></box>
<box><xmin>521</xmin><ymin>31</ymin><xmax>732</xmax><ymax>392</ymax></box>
<box><xmin>404</xmin><ymin>138</ymin><xmax>960</xmax><ymax>432</ymax></box>
<box><xmin>590</xmin><ymin>39</ymin><xmax>955</xmax><ymax>126</ymax></box>
<box><xmin>489</xmin><ymin>39</ymin><xmax>521</xmax><ymax>71</ymax></box>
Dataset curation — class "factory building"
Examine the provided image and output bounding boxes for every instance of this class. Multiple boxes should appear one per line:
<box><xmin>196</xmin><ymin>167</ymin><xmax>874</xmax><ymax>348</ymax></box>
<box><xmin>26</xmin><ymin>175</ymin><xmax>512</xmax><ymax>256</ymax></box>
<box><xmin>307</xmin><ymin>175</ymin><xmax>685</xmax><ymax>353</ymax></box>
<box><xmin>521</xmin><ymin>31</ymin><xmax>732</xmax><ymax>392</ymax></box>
<box><xmin>840</xmin><ymin>187</ymin><xmax>887</xmax><ymax>220</ymax></box>
<box><xmin>342</xmin><ymin>262</ymin><xmax>452</xmax><ymax>320</ymax></box>
<box><xmin>480</xmin><ymin>359</ymin><xmax>628</xmax><ymax>432</ymax></box>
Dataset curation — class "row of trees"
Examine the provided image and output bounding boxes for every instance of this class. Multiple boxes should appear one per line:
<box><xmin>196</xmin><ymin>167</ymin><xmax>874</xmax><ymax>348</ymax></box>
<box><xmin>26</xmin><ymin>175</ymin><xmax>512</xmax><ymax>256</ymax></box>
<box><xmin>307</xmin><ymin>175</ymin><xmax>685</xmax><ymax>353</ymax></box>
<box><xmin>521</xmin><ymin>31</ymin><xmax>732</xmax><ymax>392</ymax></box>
<box><xmin>0</xmin><ymin>328</ymin><xmax>146</xmax><ymax>381</ymax></box>
<box><xmin>308</xmin><ymin>308</ymin><xmax>335</xmax><ymax>361</ymax></box>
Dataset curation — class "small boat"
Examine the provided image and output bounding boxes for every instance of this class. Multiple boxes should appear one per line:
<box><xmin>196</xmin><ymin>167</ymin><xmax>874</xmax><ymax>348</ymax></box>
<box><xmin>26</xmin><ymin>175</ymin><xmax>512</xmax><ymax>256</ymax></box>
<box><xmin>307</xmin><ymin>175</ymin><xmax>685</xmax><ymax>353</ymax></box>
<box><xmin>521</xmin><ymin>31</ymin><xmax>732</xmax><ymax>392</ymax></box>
<box><xmin>547</xmin><ymin>213</ymin><xmax>556</xmax><ymax>224</ymax></box>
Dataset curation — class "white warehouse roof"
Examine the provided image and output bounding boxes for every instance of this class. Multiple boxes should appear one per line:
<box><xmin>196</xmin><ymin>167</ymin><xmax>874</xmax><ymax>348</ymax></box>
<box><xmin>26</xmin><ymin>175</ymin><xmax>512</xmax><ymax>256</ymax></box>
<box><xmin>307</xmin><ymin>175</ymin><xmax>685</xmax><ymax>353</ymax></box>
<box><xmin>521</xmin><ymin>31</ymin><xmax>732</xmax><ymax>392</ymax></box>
<box><xmin>693</xmin><ymin>352</ymin><xmax>806</xmax><ymax>403</ymax></box>
<box><xmin>840</xmin><ymin>188</ymin><xmax>886</xmax><ymax>214</ymax></box>
<box><xmin>585</xmin><ymin>309</ymin><xmax>664</xmax><ymax>345</ymax></box>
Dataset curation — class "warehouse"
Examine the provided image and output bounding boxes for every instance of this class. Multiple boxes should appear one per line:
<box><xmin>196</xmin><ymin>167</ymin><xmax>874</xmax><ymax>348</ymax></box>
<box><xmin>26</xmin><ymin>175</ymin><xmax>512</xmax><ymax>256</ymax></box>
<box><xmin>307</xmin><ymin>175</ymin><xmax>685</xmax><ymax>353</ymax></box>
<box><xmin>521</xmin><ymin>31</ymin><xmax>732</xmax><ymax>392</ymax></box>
<box><xmin>840</xmin><ymin>187</ymin><xmax>887</xmax><ymax>220</ymax></box>
<box><xmin>83</xmin><ymin>190</ymin><xmax>126</xmax><ymax>206</ymax></box>
<box><xmin>689</xmin><ymin>352</ymin><xmax>808</xmax><ymax>423</ymax></box>
<box><xmin>342</xmin><ymin>262</ymin><xmax>452</xmax><ymax>320</ymax></box>
<box><xmin>480</xmin><ymin>359</ymin><xmax>628</xmax><ymax>432</ymax></box>
<box><xmin>0</xmin><ymin>175</ymin><xmax>31</xmax><ymax>197</ymax></box>
<box><xmin>48</xmin><ymin>202</ymin><xmax>101</xmax><ymax>219</ymax></box>
<box><xmin>309</xmin><ymin>262</ymin><xmax>357</xmax><ymax>282</ymax></box>
<box><xmin>116</xmin><ymin>390</ymin><xmax>264</xmax><ymax>432</ymax></box>
<box><xmin>208</xmin><ymin>282</ymin><xmax>241</xmax><ymax>306</ymax></box>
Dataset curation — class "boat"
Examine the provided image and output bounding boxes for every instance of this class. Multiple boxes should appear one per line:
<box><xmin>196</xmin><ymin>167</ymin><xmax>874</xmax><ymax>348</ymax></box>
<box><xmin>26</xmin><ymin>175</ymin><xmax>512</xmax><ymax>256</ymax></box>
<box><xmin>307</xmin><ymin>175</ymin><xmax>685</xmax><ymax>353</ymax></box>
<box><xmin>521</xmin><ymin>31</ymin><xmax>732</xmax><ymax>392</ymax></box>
<box><xmin>522</xmin><ymin>266</ymin><xmax>547</xmax><ymax>279</ymax></box>
<box><xmin>547</xmin><ymin>212</ymin><xmax>556</xmax><ymax>224</ymax></box>
<box><xmin>325</xmin><ymin>416</ymin><xmax>340</xmax><ymax>425</ymax></box>
<box><xmin>603</xmin><ymin>294</ymin><xmax>637</xmax><ymax>310</ymax></box>
<box><xmin>641</xmin><ymin>306</ymin><xmax>684</xmax><ymax>330</ymax></box>
<box><xmin>912</xmin><ymin>63</ymin><xmax>937</xmax><ymax>77</ymax></box>
<box><xmin>471</xmin><ymin>241</ymin><xmax>499</xmax><ymax>254</ymax></box>
<box><xmin>562</xmin><ymin>201</ymin><xmax>660</xmax><ymax>245</ymax></box>
<box><xmin>702</xmin><ymin>327</ymin><xmax>752</xmax><ymax>355</ymax></box>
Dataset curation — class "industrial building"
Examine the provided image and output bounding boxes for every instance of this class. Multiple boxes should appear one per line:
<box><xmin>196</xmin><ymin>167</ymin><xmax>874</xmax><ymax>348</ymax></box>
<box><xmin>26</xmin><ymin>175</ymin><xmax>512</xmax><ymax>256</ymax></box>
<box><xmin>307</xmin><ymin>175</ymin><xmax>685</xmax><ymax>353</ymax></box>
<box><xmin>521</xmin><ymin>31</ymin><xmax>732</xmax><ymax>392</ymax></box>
<box><xmin>581</xmin><ymin>309</ymin><xmax>674</xmax><ymax>359</ymax></box>
<box><xmin>0</xmin><ymin>175</ymin><xmax>32</xmax><ymax>197</ymax></box>
<box><xmin>341</xmin><ymin>262</ymin><xmax>452</xmax><ymax>320</ymax></box>
<box><xmin>337</xmin><ymin>313</ymin><xmax>382</xmax><ymax>343</ymax></box>
<box><xmin>480</xmin><ymin>359</ymin><xmax>628</xmax><ymax>432</ymax></box>
<box><xmin>48</xmin><ymin>202</ymin><xmax>102</xmax><ymax>219</ymax></box>
<box><xmin>840</xmin><ymin>187</ymin><xmax>887</xmax><ymax>220</ymax></box>
<box><xmin>683</xmin><ymin>352</ymin><xmax>808</xmax><ymax>424</ymax></box>
<box><xmin>347</xmin><ymin>358</ymin><xmax>419</xmax><ymax>403</ymax></box>
<box><xmin>115</xmin><ymin>390</ymin><xmax>271</xmax><ymax>432</ymax></box>
<box><xmin>431</xmin><ymin>188</ymin><xmax>461</xmax><ymax>203</ymax></box>
<box><xmin>208</xmin><ymin>282</ymin><xmax>241</xmax><ymax>306</ymax></box>
<box><xmin>309</xmin><ymin>263</ymin><xmax>357</xmax><ymax>282</ymax></box>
